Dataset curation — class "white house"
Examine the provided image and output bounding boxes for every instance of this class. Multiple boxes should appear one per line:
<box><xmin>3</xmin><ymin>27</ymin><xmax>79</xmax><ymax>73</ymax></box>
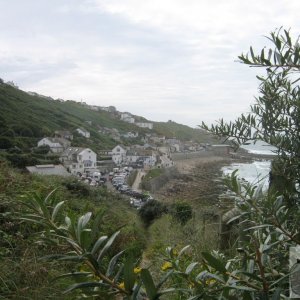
<box><xmin>111</xmin><ymin>145</ymin><xmax>127</xmax><ymax>165</ymax></box>
<box><xmin>120</xmin><ymin>113</ymin><xmax>135</xmax><ymax>123</ymax></box>
<box><xmin>122</xmin><ymin>132</ymin><xmax>139</xmax><ymax>138</ymax></box>
<box><xmin>76</xmin><ymin>128</ymin><xmax>90</xmax><ymax>138</ymax></box>
<box><xmin>126</xmin><ymin>149</ymin><xmax>157</xmax><ymax>167</ymax></box>
<box><xmin>170</xmin><ymin>143</ymin><xmax>182</xmax><ymax>153</ymax></box>
<box><xmin>37</xmin><ymin>137</ymin><xmax>67</xmax><ymax>153</ymax></box>
<box><xmin>60</xmin><ymin>147</ymin><xmax>97</xmax><ymax>175</ymax></box>
<box><xmin>150</xmin><ymin>135</ymin><xmax>165</xmax><ymax>143</ymax></box>
<box><xmin>136</xmin><ymin>122</ymin><xmax>153</xmax><ymax>130</ymax></box>
<box><xmin>89</xmin><ymin>106</ymin><xmax>99</xmax><ymax>111</ymax></box>
<box><xmin>54</xmin><ymin>130</ymin><xmax>73</xmax><ymax>140</ymax></box>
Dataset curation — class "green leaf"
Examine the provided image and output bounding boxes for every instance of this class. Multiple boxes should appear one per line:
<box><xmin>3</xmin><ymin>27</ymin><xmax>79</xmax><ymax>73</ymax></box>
<box><xmin>178</xmin><ymin>245</ymin><xmax>190</xmax><ymax>258</ymax></box>
<box><xmin>271</xmin><ymin>288</ymin><xmax>282</xmax><ymax>300</ymax></box>
<box><xmin>97</xmin><ymin>231</ymin><xmax>120</xmax><ymax>263</ymax></box>
<box><xmin>53</xmin><ymin>271</ymin><xmax>92</xmax><ymax>281</ymax></box>
<box><xmin>156</xmin><ymin>269</ymin><xmax>173</xmax><ymax>290</ymax></box>
<box><xmin>275</xmin><ymin>37</ymin><xmax>281</xmax><ymax>50</ymax></box>
<box><xmin>91</xmin><ymin>235</ymin><xmax>107</xmax><ymax>255</ymax></box>
<box><xmin>238</xmin><ymin>271</ymin><xmax>262</xmax><ymax>282</ymax></box>
<box><xmin>141</xmin><ymin>269</ymin><xmax>157</xmax><ymax>300</ymax></box>
<box><xmin>44</xmin><ymin>188</ymin><xmax>58</xmax><ymax>205</ymax></box>
<box><xmin>76</xmin><ymin>212</ymin><xmax>92</xmax><ymax>244</ymax></box>
<box><xmin>106</xmin><ymin>250</ymin><xmax>125</xmax><ymax>277</ymax></box>
<box><xmin>123</xmin><ymin>256</ymin><xmax>136</xmax><ymax>293</ymax></box>
<box><xmin>65</xmin><ymin>216</ymin><xmax>71</xmax><ymax>228</ymax></box>
<box><xmin>228</xmin><ymin>285</ymin><xmax>257</xmax><ymax>292</ymax></box>
<box><xmin>51</xmin><ymin>201</ymin><xmax>64</xmax><ymax>222</ymax></box>
<box><xmin>185</xmin><ymin>262</ymin><xmax>198</xmax><ymax>275</ymax></box>
<box><xmin>157</xmin><ymin>288</ymin><xmax>176</xmax><ymax>297</ymax></box>
<box><xmin>284</xmin><ymin>29</ymin><xmax>291</xmax><ymax>46</ymax></box>
<box><xmin>250</xmin><ymin>46</ymin><xmax>255</xmax><ymax>61</ymax></box>
<box><xmin>63</xmin><ymin>282</ymin><xmax>105</xmax><ymax>294</ymax></box>
<box><xmin>293</xmin><ymin>47</ymin><xmax>300</xmax><ymax>64</ymax></box>
<box><xmin>201</xmin><ymin>252</ymin><xmax>227</xmax><ymax>273</ymax></box>
<box><xmin>205</xmin><ymin>272</ymin><xmax>226</xmax><ymax>283</ymax></box>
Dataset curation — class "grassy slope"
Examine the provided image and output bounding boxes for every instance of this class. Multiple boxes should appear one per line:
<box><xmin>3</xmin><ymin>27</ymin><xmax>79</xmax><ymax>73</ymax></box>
<box><xmin>0</xmin><ymin>84</ymin><xmax>144</xmax><ymax>151</ymax></box>
<box><xmin>0</xmin><ymin>83</ymin><xmax>215</xmax><ymax>153</ymax></box>
<box><xmin>0</xmin><ymin>162</ymin><xmax>146</xmax><ymax>299</ymax></box>
<box><xmin>154</xmin><ymin>121</ymin><xmax>217</xmax><ymax>143</ymax></box>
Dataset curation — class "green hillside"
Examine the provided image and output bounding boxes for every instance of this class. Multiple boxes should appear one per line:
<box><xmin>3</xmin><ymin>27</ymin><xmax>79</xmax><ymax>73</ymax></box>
<box><xmin>153</xmin><ymin>120</ymin><xmax>217</xmax><ymax>143</ymax></box>
<box><xmin>0</xmin><ymin>83</ymin><xmax>145</xmax><ymax>151</ymax></box>
<box><xmin>0</xmin><ymin>82</ymin><xmax>216</xmax><ymax>162</ymax></box>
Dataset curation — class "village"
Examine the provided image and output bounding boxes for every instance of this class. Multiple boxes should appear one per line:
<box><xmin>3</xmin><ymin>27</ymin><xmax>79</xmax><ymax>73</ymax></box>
<box><xmin>25</xmin><ymin>108</ymin><xmax>230</xmax><ymax>209</ymax></box>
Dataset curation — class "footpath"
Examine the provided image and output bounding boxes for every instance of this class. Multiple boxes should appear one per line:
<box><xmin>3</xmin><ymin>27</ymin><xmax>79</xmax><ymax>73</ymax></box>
<box><xmin>131</xmin><ymin>169</ymin><xmax>146</xmax><ymax>192</ymax></box>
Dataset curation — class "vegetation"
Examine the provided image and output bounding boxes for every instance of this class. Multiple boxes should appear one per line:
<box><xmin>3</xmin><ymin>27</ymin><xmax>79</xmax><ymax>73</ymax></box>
<box><xmin>138</xmin><ymin>199</ymin><xmax>168</xmax><ymax>227</ymax></box>
<box><xmin>140</xmin><ymin>167</ymin><xmax>183</xmax><ymax>192</ymax></box>
<box><xmin>170</xmin><ymin>201</ymin><xmax>193</xmax><ymax>225</ymax></box>
<box><xmin>0</xmin><ymin>161</ymin><xmax>145</xmax><ymax>299</ymax></box>
<box><xmin>154</xmin><ymin>120</ymin><xmax>216</xmax><ymax>143</ymax></box>
<box><xmin>2</xmin><ymin>28</ymin><xmax>300</xmax><ymax>299</ymax></box>
<box><xmin>0</xmin><ymin>84</ymin><xmax>213</xmax><ymax>160</ymax></box>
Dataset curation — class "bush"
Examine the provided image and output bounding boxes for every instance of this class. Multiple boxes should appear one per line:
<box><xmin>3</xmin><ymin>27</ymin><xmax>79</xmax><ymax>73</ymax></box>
<box><xmin>33</xmin><ymin>145</ymin><xmax>50</xmax><ymax>154</ymax></box>
<box><xmin>5</xmin><ymin>153</ymin><xmax>38</xmax><ymax>168</ymax></box>
<box><xmin>63</xmin><ymin>178</ymin><xmax>90</xmax><ymax>196</ymax></box>
<box><xmin>170</xmin><ymin>201</ymin><xmax>193</xmax><ymax>225</ymax></box>
<box><xmin>0</xmin><ymin>137</ymin><xmax>13</xmax><ymax>149</ymax></box>
<box><xmin>138</xmin><ymin>199</ymin><xmax>167</xmax><ymax>227</ymax></box>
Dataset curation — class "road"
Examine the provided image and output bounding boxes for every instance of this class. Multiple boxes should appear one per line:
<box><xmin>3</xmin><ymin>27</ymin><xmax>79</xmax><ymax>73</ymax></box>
<box><xmin>131</xmin><ymin>169</ymin><xmax>146</xmax><ymax>192</ymax></box>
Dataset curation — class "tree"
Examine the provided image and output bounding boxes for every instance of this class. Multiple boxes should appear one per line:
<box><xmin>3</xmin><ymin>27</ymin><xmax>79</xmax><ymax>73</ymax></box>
<box><xmin>202</xmin><ymin>28</ymin><xmax>300</xmax><ymax>198</ymax></box>
<box><xmin>138</xmin><ymin>199</ymin><xmax>167</xmax><ymax>227</ymax></box>
<box><xmin>200</xmin><ymin>28</ymin><xmax>300</xmax><ymax>298</ymax></box>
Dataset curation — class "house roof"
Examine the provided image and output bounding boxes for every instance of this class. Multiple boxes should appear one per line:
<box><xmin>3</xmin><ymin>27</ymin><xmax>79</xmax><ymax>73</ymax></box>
<box><xmin>55</xmin><ymin>130</ymin><xmax>72</xmax><ymax>135</ymax></box>
<box><xmin>76</xmin><ymin>128</ymin><xmax>89</xmax><ymax>133</ymax></box>
<box><xmin>61</xmin><ymin>147</ymin><xmax>90</xmax><ymax>156</ymax></box>
<box><xmin>112</xmin><ymin>145</ymin><xmax>127</xmax><ymax>152</ymax></box>
<box><xmin>126</xmin><ymin>148</ymin><xmax>153</xmax><ymax>157</ymax></box>
<box><xmin>26</xmin><ymin>164</ymin><xmax>71</xmax><ymax>176</ymax></box>
<box><xmin>39</xmin><ymin>137</ymin><xmax>63</xmax><ymax>146</ymax></box>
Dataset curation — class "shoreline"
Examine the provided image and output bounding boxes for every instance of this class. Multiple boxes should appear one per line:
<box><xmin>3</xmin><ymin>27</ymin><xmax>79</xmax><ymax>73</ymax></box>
<box><xmin>152</xmin><ymin>150</ymin><xmax>273</xmax><ymax>210</ymax></box>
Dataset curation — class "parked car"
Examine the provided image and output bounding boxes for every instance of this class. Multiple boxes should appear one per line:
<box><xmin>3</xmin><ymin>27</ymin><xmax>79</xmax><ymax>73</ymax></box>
<box><xmin>119</xmin><ymin>185</ymin><xmax>129</xmax><ymax>192</ymax></box>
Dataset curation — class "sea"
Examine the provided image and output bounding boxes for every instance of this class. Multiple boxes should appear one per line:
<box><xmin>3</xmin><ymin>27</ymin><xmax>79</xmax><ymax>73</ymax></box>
<box><xmin>222</xmin><ymin>141</ymin><xmax>277</xmax><ymax>189</ymax></box>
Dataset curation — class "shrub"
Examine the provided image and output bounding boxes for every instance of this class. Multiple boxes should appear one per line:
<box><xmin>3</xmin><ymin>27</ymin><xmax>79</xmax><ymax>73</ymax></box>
<box><xmin>138</xmin><ymin>199</ymin><xmax>167</xmax><ymax>227</ymax></box>
<box><xmin>0</xmin><ymin>137</ymin><xmax>13</xmax><ymax>149</ymax></box>
<box><xmin>170</xmin><ymin>201</ymin><xmax>193</xmax><ymax>225</ymax></box>
<box><xmin>63</xmin><ymin>178</ymin><xmax>90</xmax><ymax>196</ymax></box>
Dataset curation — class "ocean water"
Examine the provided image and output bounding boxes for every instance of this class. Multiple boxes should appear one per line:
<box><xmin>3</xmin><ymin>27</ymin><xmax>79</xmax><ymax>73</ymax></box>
<box><xmin>240</xmin><ymin>140</ymin><xmax>277</xmax><ymax>156</ymax></box>
<box><xmin>222</xmin><ymin>141</ymin><xmax>275</xmax><ymax>188</ymax></box>
<box><xmin>222</xmin><ymin>161</ymin><xmax>271</xmax><ymax>188</ymax></box>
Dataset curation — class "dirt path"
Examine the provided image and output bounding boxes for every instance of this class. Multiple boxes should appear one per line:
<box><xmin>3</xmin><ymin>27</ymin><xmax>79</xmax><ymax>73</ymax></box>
<box><xmin>131</xmin><ymin>169</ymin><xmax>146</xmax><ymax>192</ymax></box>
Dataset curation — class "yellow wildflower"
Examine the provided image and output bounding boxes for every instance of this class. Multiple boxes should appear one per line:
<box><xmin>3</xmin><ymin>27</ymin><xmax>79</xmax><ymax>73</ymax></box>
<box><xmin>205</xmin><ymin>278</ymin><xmax>216</xmax><ymax>285</ymax></box>
<box><xmin>134</xmin><ymin>267</ymin><xmax>142</xmax><ymax>274</ymax></box>
<box><xmin>118</xmin><ymin>282</ymin><xmax>125</xmax><ymax>289</ymax></box>
<box><xmin>161</xmin><ymin>261</ymin><xmax>172</xmax><ymax>271</ymax></box>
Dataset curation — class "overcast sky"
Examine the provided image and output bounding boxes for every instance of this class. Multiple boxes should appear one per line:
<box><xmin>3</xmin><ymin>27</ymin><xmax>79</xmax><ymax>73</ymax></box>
<box><xmin>1</xmin><ymin>0</ymin><xmax>300</xmax><ymax>127</ymax></box>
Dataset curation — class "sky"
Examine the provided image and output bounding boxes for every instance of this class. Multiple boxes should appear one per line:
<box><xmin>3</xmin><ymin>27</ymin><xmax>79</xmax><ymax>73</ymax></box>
<box><xmin>1</xmin><ymin>0</ymin><xmax>300</xmax><ymax>127</ymax></box>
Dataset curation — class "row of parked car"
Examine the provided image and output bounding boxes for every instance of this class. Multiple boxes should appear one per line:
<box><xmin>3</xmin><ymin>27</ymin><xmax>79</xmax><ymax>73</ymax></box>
<box><xmin>79</xmin><ymin>172</ymin><xmax>108</xmax><ymax>187</ymax></box>
<box><xmin>110</xmin><ymin>168</ymin><xmax>153</xmax><ymax>209</ymax></box>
